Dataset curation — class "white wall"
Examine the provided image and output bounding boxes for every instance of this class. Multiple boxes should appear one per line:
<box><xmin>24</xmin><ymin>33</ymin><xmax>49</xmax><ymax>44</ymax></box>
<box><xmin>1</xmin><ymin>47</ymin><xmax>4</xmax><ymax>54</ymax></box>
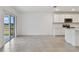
<box><xmin>0</xmin><ymin>8</ymin><xmax>4</xmax><ymax>47</ymax></box>
<box><xmin>0</xmin><ymin>6</ymin><xmax>18</xmax><ymax>48</ymax></box>
<box><xmin>17</xmin><ymin>12</ymin><xmax>53</xmax><ymax>35</ymax></box>
<box><xmin>16</xmin><ymin>13</ymin><xmax>22</xmax><ymax>35</ymax></box>
<box><xmin>17</xmin><ymin>12</ymin><xmax>79</xmax><ymax>36</ymax></box>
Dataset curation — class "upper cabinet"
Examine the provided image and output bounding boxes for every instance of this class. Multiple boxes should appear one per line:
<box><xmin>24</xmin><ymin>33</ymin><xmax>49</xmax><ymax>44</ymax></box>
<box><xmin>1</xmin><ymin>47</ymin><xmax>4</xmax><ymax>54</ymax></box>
<box><xmin>54</xmin><ymin>14</ymin><xmax>64</xmax><ymax>23</ymax></box>
<box><xmin>73</xmin><ymin>14</ymin><xmax>79</xmax><ymax>22</ymax></box>
<box><xmin>54</xmin><ymin>13</ymin><xmax>79</xmax><ymax>23</ymax></box>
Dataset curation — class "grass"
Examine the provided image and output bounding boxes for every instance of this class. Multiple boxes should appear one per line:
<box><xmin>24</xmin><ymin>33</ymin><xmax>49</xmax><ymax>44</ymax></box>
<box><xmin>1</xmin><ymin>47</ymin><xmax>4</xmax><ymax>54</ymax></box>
<box><xmin>4</xmin><ymin>24</ymin><xmax>14</xmax><ymax>36</ymax></box>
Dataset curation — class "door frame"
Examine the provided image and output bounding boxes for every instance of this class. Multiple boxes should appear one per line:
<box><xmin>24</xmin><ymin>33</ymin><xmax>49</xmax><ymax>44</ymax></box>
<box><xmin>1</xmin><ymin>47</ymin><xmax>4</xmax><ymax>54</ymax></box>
<box><xmin>10</xmin><ymin>16</ymin><xmax>16</xmax><ymax>39</ymax></box>
<box><xmin>3</xmin><ymin>15</ymin><xmax>16</xmax><ymax>43</ymax></box>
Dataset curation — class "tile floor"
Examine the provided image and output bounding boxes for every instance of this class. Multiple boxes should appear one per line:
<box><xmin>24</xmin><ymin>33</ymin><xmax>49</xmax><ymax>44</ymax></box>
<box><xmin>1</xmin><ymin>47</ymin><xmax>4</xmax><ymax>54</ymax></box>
<box><xmin>0</xmin><ymin>36</ymin><xmax>79</xmax><ymax>52</ymax></box>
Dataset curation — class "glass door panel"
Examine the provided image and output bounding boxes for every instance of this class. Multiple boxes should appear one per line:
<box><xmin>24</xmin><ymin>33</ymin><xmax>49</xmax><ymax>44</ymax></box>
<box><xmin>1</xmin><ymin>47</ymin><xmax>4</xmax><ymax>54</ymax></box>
<box><xmin>10</xmin><ymin>16</ymin><xmax>15</xmax><ymax>39</ymax></box>
<box><xmin>4</xmin><ymin>16</ymin><xmax>10</xmax><ymax>43</ymax></box>
<box><xmin>4</xmin><ymin>15</ymin><xmax>15</xmax><ymax>43</ymax></box>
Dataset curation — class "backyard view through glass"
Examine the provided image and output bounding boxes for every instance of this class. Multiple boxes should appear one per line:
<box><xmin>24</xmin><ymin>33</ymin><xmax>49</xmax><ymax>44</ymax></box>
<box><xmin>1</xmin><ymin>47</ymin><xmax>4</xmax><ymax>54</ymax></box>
<box><xmin>10</xmin><ymin>16</ymin><xmax>15</xmax><ymax>39</ymax></box>
<box><xmin>4</xmin><ymin>16</ymin><xmax>15</xmax><ymax>43</ymax></box>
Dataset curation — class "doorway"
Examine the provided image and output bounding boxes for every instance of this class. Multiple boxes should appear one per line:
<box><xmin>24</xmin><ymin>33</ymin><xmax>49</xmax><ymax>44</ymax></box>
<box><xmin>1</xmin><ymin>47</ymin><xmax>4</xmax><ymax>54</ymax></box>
<box><xmin>3</xmin><ymin>15</ymin><xmax>15</xmax><ymax>43</ymax></box>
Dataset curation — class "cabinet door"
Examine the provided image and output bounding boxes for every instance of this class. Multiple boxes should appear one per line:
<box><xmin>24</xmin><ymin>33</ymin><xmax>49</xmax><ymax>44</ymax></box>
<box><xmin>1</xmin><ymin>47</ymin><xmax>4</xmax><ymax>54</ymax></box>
<box><xmin>54</xmin><ymin>14</ymin><xmax>64</xmax><ymax>23</ymax></box>
<box><xmin>73</xmin><ymin>14</ymin><xmax>79</xmax><ymax>22</ymax></box>
<box><xmin>77</xmin><ymin>15</ymin><xmax>79</xmax><ymax>22</ymax></box>
<box><xmin>59</xmin><ymin>14</ymin><xmax>64</xmax><ymax>22</ymax></box>
<box><xmin>4</xmin><ymin>16</ymin><xmax>10</xmax><ymax>42</ymax></box>
<box><xmin>54</xmin><ymin>13</ymin><xmax>79</xmax><ymax>23</ymax></box>
<box><xmin>54</xmin><ymin>14</ymin><xmax>59</xmax><ymax>22</ymax></box>
<box><xmin>63</xmin><ymin>14</ymin><xmax>73</xmax><ymax>18</ymax></box>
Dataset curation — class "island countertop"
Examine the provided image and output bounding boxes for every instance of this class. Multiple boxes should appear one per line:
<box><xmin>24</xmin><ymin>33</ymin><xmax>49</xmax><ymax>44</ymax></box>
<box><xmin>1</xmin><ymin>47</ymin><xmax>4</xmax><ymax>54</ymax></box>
<box><xmin>64</xmin><ymin>27</ymin><xmax>79</xmax><ymax>46</ymax></box>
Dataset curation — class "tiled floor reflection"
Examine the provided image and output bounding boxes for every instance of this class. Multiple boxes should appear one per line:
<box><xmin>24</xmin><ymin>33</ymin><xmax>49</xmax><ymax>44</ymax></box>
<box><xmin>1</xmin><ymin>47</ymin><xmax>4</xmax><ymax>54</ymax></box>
<box><xmin>1</xmin><ymin>36</ymin><xmax>79</xmax><ymax>52</ymax></box>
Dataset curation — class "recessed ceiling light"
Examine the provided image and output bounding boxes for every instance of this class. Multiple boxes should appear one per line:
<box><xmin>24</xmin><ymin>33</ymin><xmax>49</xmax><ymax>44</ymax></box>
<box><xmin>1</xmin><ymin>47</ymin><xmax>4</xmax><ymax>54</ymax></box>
<box><xmin>56</xmin><ymin>8</ymin><xmax>59</xmax><ymax>11</ymax></box>
<box><xmin>72</xmin><ymin>8</ymin><xmax>76</xmax><ymax>11</ymax></box>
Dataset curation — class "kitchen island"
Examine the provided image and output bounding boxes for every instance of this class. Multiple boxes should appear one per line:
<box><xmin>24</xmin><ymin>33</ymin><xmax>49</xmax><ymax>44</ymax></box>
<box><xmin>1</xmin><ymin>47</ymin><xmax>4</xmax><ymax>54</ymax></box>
<box><xmin>65</xmin><ymin>27</ymin><xmax>79</xmax><ymax>46</ymax></box>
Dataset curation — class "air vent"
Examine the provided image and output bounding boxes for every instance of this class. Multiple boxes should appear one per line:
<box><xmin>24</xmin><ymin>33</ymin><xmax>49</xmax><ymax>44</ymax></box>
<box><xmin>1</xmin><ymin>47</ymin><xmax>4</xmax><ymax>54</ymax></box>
<box><xmin>53</xmin><ymin>6</ymin><xmax>57</xmax><ymax>8</ymax></box>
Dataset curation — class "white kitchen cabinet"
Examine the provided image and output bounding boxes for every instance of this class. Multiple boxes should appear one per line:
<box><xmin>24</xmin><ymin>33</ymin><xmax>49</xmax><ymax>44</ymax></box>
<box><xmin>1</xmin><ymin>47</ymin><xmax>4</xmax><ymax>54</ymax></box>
<box><xmin>53</xmin><ymin>13</ymin><xmax>79</xmax><ymax>36</ymax></box>
<box><xmin>54</xmin><ymin>14</ymin><xmax>59</xmax><ymax>22</ymax></box>
<box><xmin>54</xmin><ymin>14</ymin><xmax>64</xmax><ymax>23</ymax></box>
<box><xmin>53</xmin><ymin>24</ymin><xmax>65</xmax><ymax>36</ymax></box>
<box><xmin>54</xmin><ymin>13</ymin><xmax>79</xmax><ymax>23</ymax></box>
<box><xmin>73</xmin><ymin>14</ymin><xmax>79</xmax><ymax>22</ymax></box>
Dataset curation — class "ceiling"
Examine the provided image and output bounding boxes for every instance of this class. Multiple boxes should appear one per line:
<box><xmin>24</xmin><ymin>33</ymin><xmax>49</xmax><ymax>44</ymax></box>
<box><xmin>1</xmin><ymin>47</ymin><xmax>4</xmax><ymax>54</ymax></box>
<box><xmin>12</xmin><ymin>6</ymin><xmax>79</xmax><ymax>13</ymax></box>
<box><xmin>12</xmin><ymin>6</ymin><xmax>53</xmax><ymax>13</ymax></box>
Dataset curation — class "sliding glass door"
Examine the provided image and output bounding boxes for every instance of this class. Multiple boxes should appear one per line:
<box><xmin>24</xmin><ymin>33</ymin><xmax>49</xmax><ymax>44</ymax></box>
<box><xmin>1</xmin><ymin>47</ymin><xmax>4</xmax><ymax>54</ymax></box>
<box><xmin>10</xmin><ymin>16</ymin><xmax>15</xmax><ymax>39</ymax></box>
<box><xmin>4</xmin><ymin>15</ymin><xmax>15</xmax><ymax>43</ymax></box>
<box><xmin>4</xmin><ymin>16</ymin><xmax>10</xmax><ymax>42</ymax></box>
